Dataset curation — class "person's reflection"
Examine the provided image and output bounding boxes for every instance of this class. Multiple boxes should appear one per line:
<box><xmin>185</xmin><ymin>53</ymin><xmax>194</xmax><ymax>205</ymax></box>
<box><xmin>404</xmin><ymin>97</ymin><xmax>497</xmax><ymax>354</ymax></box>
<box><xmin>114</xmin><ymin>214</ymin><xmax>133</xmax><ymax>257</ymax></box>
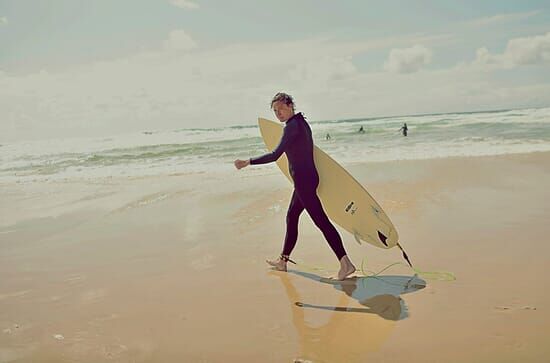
<box><xmin>270</xmin><ymin>270</ymin><xmax>425</xmax><ymax>362</ymax></box>
<box><xmin>312</xmin><ymin>271</ymin><xmax>426</xmax><ymax>320</ymax></box>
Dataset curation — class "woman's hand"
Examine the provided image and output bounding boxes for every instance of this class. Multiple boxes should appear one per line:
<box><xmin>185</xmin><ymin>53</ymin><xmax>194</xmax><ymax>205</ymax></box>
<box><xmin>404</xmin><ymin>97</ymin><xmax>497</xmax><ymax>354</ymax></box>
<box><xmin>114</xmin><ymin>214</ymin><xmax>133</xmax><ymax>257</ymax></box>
<box><xmin>234</xmin><ymin>159</ymin><xmax>250</xmax><ymax>170</ymax></box>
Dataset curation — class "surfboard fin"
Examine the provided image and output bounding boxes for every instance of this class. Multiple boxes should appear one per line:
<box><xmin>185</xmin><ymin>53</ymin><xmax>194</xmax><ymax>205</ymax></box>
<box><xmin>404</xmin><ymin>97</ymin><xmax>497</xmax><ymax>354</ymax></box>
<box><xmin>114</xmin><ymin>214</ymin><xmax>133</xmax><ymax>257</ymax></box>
<box><xmin>377</xmin><ymin>231</ymin><xmax>389</xmax><ymax>247</ymax></box>
<box><xmin>397</xmin><ymin>242</ymin><xmax>413</xmax><ymax>268</ymax></box>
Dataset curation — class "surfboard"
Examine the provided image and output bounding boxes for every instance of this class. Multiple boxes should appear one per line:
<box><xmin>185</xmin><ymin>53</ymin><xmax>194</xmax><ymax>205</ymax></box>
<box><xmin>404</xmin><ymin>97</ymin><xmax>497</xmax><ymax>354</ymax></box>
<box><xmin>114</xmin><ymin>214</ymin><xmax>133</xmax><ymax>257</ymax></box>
<box><xmin>258</xmin><ymin>118</ymin><xmax>399</xmax><ymax>250</ymax></box>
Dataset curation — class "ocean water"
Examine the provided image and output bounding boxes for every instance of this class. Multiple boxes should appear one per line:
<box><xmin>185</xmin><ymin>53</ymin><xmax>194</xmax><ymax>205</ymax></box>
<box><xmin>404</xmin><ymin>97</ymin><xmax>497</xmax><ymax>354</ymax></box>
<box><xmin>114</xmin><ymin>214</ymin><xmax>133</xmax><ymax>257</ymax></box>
<box><xmin>2</xmin><ymin>107</ymin><xmax>550</xmax><ymax>183</ymax></box>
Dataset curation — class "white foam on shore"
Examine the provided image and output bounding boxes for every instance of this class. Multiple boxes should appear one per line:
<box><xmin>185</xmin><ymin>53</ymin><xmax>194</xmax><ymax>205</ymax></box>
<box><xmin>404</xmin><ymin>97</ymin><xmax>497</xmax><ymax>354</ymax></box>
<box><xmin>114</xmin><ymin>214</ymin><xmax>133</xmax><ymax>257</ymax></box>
<box><xmin>1</xmin><ymin>107</ymin><xmax>549</xmax><ymax>184</ymax></box>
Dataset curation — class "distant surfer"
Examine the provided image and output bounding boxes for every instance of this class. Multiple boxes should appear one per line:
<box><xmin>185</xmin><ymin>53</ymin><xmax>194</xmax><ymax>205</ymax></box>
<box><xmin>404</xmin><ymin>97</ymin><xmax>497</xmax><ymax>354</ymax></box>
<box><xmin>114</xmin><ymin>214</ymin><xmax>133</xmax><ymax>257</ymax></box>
<box><xmin>358</xmin><ymin>126</ymin><xmax>365</xmax><ymax>134</ymax></box>
<box><xmin>234</xmin><ymin>92</ymin><xmax>356</xmax><ymax>280</ymax></box>
<box><xmin>399</xmin><ymin>123</ymin><xmax>408</xmax><ymax>136</ymax></box>
<box><xmin>325</xmin><ymin>133</ymin><xmax>331</xmax><ymax>140</ymax></box>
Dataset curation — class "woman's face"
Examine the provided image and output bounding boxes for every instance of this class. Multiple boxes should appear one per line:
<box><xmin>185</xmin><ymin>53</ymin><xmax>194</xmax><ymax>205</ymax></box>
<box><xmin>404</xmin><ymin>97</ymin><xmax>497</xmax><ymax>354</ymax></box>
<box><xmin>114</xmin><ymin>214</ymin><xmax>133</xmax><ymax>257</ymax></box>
<box><xmin>272</xmin><ymin>101</ymin><xmax>294</xmax><ymax>122</ymax></box>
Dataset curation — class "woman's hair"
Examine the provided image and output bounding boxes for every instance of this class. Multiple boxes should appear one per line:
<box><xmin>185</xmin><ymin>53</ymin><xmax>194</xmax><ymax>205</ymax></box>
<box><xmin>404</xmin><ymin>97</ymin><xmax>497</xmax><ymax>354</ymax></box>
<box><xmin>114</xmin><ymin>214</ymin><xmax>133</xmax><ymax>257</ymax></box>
<box><xmin>270</xmin><ymin>92</ymin><xmax>295</xmax><ymax>111</ymax></box>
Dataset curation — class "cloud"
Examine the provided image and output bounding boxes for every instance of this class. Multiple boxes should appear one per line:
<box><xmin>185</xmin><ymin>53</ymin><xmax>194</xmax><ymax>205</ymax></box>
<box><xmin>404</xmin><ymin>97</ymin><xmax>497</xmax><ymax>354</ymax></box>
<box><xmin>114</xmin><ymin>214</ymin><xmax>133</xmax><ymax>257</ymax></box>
<box><xmin>505</xmin><ymin>32</ymin><xmax>550</xmax><ymax>65</ymax></box>
<box><xmin>473</xmin><ymin>47</ymin><xmax>493</xmax><ymax>65</ymax></box>
<box><xmin>162</xmin><ymin>29</ymin><xmax>197</xmax><ymax>51</ymax></box>
<box><xmin>468</xmin><ymin>10</ymin><xmax>540</xmax><ymax>27</ymax></box>
<box><xmin>288</xmin><ymin>56</ymin><xmax>358</xmax><ymax>84</ymax></box>
<box><xmin>0</xmin><ymin>16</ymin><xmax>8</xmax><ymax>25</ymax></box>
<box><xmin>383</xmin><ymin>45</ymin><xmax>432</xmax><ymax>74</ymax></box>
<box><xmin>1</xmin><ymin>30</ymin><xmax>548</xmax><ymax>142</ymax></box>
<box><xmin>474</xmin><ymin>32</ymin><xmax>550</xmax><ymax>68</ymax></box>
<box><xmin>169</xmin><ymin>0</ymin><xmax>199</xmax><ymax>9</ymax></box>
<box><xmin>0</xmin><ymin>33</ymin><xmax>444</xmax><ymax>141</ymax></box>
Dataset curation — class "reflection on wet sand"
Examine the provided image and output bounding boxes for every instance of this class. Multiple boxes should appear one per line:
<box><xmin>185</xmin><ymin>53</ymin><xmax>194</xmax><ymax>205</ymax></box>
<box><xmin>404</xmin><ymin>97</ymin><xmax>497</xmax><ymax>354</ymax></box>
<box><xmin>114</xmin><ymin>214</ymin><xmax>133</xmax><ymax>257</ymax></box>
<box><xmin>271</xmin><ymin>270</ymin><xmax>425</xmax><ymax>362</ymax></box>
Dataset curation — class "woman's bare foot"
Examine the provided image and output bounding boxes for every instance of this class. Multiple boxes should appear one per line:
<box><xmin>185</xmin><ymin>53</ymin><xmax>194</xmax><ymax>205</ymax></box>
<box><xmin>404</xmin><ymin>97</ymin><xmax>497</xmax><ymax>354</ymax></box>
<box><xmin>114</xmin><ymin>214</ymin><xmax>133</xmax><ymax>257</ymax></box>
<box><xmin>337</xmin><ymin>255</ymin><xmax>356</xmax><ymax>280</ymax></box>
<box><xmin>266</xmin><ymin>257</ymin><xmax>287</xmax><ymax>272</ymax></box>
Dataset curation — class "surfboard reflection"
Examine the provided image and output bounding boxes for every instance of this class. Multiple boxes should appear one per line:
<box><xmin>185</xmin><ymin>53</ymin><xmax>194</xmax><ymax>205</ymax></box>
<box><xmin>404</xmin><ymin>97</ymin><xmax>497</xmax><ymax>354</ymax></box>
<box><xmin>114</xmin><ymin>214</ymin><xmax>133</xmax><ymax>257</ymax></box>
<box><xmin>270</xmin><ymin>271</ymin><xmax>426</xmax><ymax>362</ymax></box>
<box><xmin>301</xmin><ymin>270</ymin><xmax>425</xmax><ymax>320</ymax></box>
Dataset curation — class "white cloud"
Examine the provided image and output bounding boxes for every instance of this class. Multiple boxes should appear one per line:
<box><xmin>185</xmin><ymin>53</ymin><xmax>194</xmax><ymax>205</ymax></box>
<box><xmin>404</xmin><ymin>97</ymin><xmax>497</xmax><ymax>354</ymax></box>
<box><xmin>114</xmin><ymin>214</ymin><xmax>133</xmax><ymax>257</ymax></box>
<box><xmin>474</xmin><ymin>47</ymin><xmax>492</xmax><ymax>64</ymax></box>
<box><xmin>468</xmin><ymin>10</ymin><xmax>540</xmax><ymax>27</ymax></box>
<box><xmin>1</xmin><ymin>30</ymin><xmax>548</xmax><ymax>142</ymax></box>
<box><xmin>288</xmin><ymin>56</ymin><xmax>358</xmax><ymax>84</ymax></box>
<box><xmin>505</xmin><ymin>32</ymin><xmax>550</xmax><ymax>65</ymax></box>
<box><xmin>169</xmin><ymin>0</ymin><xmax>199</xmax><ymax>9</ymax></box>
<box><xmin>384</xmin><ymin>45</ymin><xmax>432</xmax><ymax>74</ymax></box>
<box><xmin>474</xmin><ymin>32</ymin><xmax>550</xmax><ymax>68</ymax></box>
<box><xmin>163</xmin><ymin>29</ymin><xmax>197</xmax><ymax>51</ymax></box>
<box><xmin>0</xmin><ymin>16</ymin><xmax>8</xmax><ymax>25</ymax></box>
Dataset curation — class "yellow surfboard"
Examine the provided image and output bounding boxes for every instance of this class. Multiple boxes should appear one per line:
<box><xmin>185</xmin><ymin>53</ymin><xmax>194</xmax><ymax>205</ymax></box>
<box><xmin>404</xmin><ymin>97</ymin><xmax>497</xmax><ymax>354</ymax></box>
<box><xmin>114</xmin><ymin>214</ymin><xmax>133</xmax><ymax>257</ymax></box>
<box><xmin>258</xmin><ymin>118</ymin><xmax>399</xmax><ymax>250</ymax></box>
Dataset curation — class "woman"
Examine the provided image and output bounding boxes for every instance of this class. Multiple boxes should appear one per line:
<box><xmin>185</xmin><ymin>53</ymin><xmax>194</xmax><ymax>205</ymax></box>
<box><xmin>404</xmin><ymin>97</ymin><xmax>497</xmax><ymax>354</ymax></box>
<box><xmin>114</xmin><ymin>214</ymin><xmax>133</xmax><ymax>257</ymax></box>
<box><xmin>234</xmin><ymin>92</ymin><xmax>356</xmax><ymax>280</ymax></box>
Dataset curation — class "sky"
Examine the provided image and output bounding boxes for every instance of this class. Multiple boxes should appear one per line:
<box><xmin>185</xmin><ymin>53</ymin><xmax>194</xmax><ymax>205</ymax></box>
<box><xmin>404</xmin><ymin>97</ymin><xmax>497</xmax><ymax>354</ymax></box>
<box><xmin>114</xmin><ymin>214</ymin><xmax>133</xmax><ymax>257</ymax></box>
<box><xmin>1</xmin><ymin>0</ymin><xmax>550</xmax><ymax>142</ymax></box>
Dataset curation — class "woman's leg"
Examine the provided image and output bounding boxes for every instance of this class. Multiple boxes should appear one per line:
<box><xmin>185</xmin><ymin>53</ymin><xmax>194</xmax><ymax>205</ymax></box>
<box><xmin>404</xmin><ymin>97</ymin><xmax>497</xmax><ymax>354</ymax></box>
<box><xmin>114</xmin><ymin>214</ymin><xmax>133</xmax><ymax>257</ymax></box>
<box><xmin>296</xmin><ymin>186</ymin><xmax>347</xmax><ymax>260</ymax></box>
<box><xmin>267</xmin><ymin>189</ymin><xmax>304</xmax><ymax>271</ymax></box>
<box><xmin>297</xmin><ymin>187</ymin><xmax>355</xmax><ymax>279</ymax></box>
<box><xmin>282</xmin><ymin>189</ymin><xmax>305</xmax><ymax>257</ymax></box>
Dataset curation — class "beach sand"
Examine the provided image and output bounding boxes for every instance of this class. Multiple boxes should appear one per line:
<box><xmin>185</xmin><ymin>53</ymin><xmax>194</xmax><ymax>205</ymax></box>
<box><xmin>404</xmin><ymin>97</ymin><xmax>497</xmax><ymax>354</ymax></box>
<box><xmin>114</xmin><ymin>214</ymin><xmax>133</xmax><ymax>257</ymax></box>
<box><xmin>1</xmin><ymin>151</ymin><xmax>550</xmax><ymax>362</ymax></box>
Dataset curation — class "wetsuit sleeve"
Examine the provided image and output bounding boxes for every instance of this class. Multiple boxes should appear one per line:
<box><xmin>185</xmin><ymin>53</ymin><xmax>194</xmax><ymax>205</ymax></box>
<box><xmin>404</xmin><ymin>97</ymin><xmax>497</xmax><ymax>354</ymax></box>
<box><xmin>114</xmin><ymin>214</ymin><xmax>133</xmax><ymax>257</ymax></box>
<box><xmin>250</xmin><ymin>122</ymin><xmax>298</xmax><ymax>165</ymax></box>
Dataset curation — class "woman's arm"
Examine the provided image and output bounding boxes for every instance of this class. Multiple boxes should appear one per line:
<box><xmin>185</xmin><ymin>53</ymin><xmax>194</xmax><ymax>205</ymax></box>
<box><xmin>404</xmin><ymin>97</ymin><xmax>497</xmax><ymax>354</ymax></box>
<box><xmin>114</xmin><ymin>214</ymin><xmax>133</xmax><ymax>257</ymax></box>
<box><xmin>249</xmin><ymin>121</ymin><xmax>298</xmax><ymax>165</ymax></box>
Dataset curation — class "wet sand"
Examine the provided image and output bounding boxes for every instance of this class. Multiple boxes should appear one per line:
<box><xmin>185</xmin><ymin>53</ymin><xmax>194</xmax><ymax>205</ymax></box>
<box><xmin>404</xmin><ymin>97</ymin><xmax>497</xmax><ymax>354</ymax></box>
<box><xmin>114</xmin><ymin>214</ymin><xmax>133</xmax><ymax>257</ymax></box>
<box><xmin>1</xmin><ymin>152</ymin><xmax>550</xmax><ymax>362</ymax></box>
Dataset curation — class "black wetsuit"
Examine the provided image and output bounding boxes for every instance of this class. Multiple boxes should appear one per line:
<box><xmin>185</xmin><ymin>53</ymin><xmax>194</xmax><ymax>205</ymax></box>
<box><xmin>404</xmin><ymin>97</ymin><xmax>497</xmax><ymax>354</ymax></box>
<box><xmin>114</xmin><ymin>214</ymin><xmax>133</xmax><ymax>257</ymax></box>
<box><xmin>250</xmin><ymin>113</ymin><xmax>347</xmax><ymax>260</ymax></box>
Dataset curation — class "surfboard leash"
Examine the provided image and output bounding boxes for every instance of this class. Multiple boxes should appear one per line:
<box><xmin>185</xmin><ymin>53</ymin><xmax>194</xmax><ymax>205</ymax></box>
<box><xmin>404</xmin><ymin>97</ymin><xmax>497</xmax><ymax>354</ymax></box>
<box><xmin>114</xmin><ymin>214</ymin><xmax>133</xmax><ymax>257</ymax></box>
<box><xmin>286</xmin><ymin>256</ymin><xmax>455</xmax><ymax>282</ymax></box>
<box><xmin>358</xmin><ymin>255</ymin><xmax>456</xmax><ymax>282</ymax></box>
<box><xmin>275</xmin><ymin>241</ymin><xmax>455</xmax><ymax>282</ymax></box>
<box><xmin>396</xmin><ymin>242</ymin><xmax>413</xmax><ymax>268</ymax></box>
